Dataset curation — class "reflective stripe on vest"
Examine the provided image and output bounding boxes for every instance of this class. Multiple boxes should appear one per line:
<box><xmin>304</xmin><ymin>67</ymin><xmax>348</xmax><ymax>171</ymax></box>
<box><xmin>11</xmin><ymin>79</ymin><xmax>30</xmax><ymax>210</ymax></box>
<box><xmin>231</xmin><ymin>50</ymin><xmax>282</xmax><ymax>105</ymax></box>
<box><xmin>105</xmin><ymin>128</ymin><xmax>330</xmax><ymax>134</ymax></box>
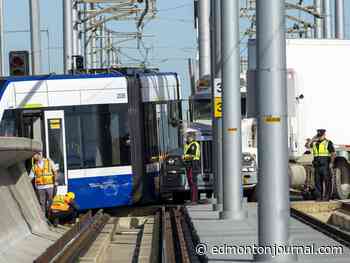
<box><xmin>50</xmin><ymin>195</ymin><xmax>71</xmax><ymax>211</ymax></box>
<box><xmin>33</xmin><ymin>159</ymin><xmax>54</xmax><ymax>185</ymax></box>
<box><xmin>184</xmin><ymin>141</ymin><xmax>200</xmax><ymax>160</ymax></box>
<box><xmin>312</xmin><ymin>140</ymin><xmax>330</xmax><ymax>157</ymax></box>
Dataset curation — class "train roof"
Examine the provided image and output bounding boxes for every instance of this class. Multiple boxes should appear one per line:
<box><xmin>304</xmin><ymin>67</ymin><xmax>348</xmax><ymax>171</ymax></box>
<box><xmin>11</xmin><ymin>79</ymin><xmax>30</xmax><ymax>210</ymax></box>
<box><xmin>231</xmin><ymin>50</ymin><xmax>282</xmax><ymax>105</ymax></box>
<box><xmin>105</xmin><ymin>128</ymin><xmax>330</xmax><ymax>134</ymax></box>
<box><xmin>0</xmin><ymin>71</ymin><xmax>179</xmax><ymax>84</ymax></box>
<box><xmin>0</xmin><ymin>72</ymin><xmax>124</xmax><ymax>83</ymax></box>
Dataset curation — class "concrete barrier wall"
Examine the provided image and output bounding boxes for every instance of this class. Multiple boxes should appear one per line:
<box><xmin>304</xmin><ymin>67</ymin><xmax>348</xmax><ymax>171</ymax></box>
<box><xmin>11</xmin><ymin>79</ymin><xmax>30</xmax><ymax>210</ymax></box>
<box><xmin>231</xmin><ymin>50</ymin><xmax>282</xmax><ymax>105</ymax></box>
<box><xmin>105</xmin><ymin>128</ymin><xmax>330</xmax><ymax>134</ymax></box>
<box><xmin>0</xmin><ymin>166</ymin><xmax>31</xmax><ymax>251</ymax></box>
<box><xmin>0</xmin><ymin>137</ymin><xmax>64</xmax><ymax>262</ymax></box>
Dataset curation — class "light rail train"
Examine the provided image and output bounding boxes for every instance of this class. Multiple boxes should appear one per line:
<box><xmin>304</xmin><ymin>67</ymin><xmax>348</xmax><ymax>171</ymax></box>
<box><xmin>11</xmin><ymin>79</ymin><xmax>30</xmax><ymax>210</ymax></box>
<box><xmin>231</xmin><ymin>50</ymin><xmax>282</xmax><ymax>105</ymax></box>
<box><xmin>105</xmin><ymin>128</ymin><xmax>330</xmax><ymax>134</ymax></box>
<box><xmin>0</xmin><ymin>71</ymin><xmax>182</xmax><ymax>210</ymax></box>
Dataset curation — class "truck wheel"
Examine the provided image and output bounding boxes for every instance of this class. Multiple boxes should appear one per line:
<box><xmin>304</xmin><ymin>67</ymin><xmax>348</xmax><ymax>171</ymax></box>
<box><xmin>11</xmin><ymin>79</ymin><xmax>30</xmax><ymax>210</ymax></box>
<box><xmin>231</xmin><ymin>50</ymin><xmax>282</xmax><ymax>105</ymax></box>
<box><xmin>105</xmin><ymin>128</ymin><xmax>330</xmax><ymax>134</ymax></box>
<box><xmin>173</xmin><ymin>192</ymin><xmax>185</xmax><ymax>204</ymax></box>
<box><xmin>334</xmin><ymin>162</ymin><xmax>350</xmax><ymax>200</ymax></box>
<box><xmin>206</xmin><ymin>191</ymin><xmax>213</xmax><ymax>199</ymax></box>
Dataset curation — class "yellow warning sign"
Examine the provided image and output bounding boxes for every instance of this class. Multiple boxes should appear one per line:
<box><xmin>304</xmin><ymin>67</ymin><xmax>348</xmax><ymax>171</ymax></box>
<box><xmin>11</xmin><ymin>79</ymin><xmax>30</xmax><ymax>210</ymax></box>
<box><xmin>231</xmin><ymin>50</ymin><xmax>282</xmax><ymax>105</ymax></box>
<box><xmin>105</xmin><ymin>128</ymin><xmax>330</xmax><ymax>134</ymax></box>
<box><xmin>50</xmin><ymin>119</ymin><xmax>60</xmax><ymax>124</ymax></box>
<box><xmin>49</xmin><ymin>119</ymin><xmax>61</xmax><ymax>129</ymax></box>
<box><xmin>227</xmin><ymin>128</ymin><xmax>238</xmax><ymax>133</ymax></box>
<box><xmin>264</xmin><ymin>116</ymin><xmax>281</xmax><ymax>123</ymax></box>
<box><xmin>214</xmin><ymin>97</ymin><xmax>222</xmax><ymax>118</ymax></box>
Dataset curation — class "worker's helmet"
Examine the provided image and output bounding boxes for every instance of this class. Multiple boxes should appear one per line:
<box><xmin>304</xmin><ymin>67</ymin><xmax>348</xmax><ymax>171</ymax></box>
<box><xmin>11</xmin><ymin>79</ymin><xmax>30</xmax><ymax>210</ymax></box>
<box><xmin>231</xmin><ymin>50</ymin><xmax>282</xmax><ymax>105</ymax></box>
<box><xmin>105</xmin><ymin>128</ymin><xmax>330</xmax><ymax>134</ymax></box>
<box><xmin>317</xmin><ymin>129</ymin><xmax>326</xmax><ymax>136</ymax></box>
<box><xmin>186</xmin><ymin>132</ymin><xmax>196</xmax><ymax>141</ymax></box>
<box><xmin>66</xmin><ymin>192</ymin><xmax>75</xmax><ymax>200</ymax></box>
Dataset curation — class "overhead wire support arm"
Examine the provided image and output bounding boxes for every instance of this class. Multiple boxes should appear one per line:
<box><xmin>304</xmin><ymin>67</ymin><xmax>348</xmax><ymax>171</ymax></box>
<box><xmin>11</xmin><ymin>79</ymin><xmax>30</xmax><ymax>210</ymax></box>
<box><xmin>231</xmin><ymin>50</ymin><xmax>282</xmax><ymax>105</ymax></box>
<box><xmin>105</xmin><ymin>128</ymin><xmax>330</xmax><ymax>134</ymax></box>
<box><xmin>285</xmin><ymin>2</ymin><xmax>322</xmax><ymax>18</ymax></box>
<box><xmin>137</xmin><ymin>0</ymin><xmax>149</xmax><ymax>30</ymax></box>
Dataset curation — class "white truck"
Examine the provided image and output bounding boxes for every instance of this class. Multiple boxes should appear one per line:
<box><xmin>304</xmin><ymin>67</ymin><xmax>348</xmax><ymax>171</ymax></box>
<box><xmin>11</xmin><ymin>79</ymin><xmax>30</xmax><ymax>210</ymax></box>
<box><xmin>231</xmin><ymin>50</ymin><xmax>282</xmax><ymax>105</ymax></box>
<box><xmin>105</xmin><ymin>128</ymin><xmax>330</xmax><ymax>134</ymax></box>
<box><xmin>247</xmin><ymin>39</ymin><xmax>350</xmax><ymax>200</ymax></box>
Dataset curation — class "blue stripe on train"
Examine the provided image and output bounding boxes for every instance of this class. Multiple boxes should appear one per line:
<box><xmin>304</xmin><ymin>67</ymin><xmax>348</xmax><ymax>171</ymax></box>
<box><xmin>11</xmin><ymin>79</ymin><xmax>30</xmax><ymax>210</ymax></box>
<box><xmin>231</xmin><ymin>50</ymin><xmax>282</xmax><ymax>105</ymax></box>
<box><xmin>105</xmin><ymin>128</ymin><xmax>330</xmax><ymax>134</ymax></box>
<box><xmin>68</xmin><ymin>174</ymin><xmax>133</xmax><ymax>210</ymax></box>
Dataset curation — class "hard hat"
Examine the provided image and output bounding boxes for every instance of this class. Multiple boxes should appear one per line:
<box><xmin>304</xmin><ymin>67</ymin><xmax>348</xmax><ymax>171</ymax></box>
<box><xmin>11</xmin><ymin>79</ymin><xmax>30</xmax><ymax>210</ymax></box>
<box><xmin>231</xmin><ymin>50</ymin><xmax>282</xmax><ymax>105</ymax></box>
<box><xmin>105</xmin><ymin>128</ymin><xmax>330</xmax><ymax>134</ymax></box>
<box><xmin>187</xmin><ymin>132</ymin><xmax>196</xmax><ymax>139</ymax></box>
<box><xmin>66</xmin><ymin>192</ymin><xmax>75</xmax><ymax>200</ymax></box>
<box><xmin>317</xmin><ymin>129</ymin><xmax>326</xmax><ymax>136</ymax></box>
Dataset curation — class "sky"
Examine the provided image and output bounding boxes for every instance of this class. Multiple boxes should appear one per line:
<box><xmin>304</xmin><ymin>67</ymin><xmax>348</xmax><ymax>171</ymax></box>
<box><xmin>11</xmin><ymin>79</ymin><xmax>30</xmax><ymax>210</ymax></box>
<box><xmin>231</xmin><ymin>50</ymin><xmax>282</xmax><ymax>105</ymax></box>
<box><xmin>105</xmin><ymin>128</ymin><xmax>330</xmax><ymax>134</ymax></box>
<box><xmin>3</xmin><ymin>0</ymin><xmax>198</xmax><ymax>99</ymax></box>
<box><xmin>3</xmin><ymin>0</ymin><xmax>350</xmax><ymax>99</ymax></box>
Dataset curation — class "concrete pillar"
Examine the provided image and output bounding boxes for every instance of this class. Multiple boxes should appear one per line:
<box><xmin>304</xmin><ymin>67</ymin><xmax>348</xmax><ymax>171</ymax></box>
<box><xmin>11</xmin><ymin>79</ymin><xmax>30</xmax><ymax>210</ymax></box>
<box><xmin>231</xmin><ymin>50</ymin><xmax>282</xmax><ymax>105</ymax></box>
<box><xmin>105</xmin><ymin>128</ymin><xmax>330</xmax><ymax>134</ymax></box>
<box><xmin>323</xmin><ymin>0</ymin><xmax>332</xmax><ymax>38</ymax></box>
<box><xmin>29</xmin><ymin>0</ymin><xmax>42</xmax><ymax>74</ymax></box>
<box><xmin>255</xmin><ymin>0</ymin><xmax>293</xmax><ymax>261</ymax></box>
<box><xmin>210</xmin><ymin>0</ymin><xmax>223</xmax><ymax>211</ymax></box>
<box><xmin>0</xmin><ymin>0</ymin><xmax>4</xmax><ymax>76</ymax></box>
<box><xmin>335</xmin><ymin>0</ymin><xmax>345</xmax><ymax>39</ymax></box>
<box><xmin>63</xmin><ymin>0</ymin><xmax>73</xmax><ymax>73</ymax></box>
<box><xmin>314</xmin><ymin>0</ymin><xmax>323</xmax><ymax>38</ymax></box>
<box><xmin>220</xmin><ymin>0</ymin><xmax>246</xmax><ymax>221</ymax></box>
<box><xmin>198</xmin><ymin>0</ymin><xmax>211</xmax><ymax>78</ymax></box>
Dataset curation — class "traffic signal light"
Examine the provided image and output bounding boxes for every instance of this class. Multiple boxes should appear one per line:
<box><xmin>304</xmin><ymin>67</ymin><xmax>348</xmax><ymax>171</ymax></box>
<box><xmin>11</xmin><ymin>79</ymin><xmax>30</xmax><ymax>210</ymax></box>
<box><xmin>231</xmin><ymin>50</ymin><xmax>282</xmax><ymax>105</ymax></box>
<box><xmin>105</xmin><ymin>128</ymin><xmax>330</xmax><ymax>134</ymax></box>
<box><xmin>74</xmin><ymin>55</ymin><xmax>84</xmax><ymax>70</ymax></box>
<box><xmin>9</xmin><ymin>51</ymin><xmax>30</xmax><ymax>76</ymax></box>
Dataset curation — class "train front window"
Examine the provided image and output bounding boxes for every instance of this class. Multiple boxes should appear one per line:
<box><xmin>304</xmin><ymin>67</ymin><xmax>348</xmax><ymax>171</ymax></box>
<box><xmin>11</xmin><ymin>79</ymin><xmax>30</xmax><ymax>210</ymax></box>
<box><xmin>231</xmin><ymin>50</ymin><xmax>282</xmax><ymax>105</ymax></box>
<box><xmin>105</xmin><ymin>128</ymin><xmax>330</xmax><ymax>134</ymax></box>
<box><xmin>65</xmin><ymin>104</ymin><xmax>130</xmax><ymax>169</ymax></box>
<box><xmin>192</xmin><ymin>99</ymin><xmax>211</xmax><ymax>121</ymax></box>
<box><xmin>0</xmin><ymin>110</ymin><xmax>17</xmax><ymax>137</ymax></box>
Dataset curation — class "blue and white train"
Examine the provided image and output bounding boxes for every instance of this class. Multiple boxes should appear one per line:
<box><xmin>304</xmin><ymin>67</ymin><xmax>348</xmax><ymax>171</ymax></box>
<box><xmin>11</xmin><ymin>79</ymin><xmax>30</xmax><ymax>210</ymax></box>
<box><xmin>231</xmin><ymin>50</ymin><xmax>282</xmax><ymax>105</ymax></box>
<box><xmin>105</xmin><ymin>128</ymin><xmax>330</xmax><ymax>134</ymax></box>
<box><xmin>0</xmin><ymin>71</ymin><xmax>182</xmax><ymax>209</ymax></box>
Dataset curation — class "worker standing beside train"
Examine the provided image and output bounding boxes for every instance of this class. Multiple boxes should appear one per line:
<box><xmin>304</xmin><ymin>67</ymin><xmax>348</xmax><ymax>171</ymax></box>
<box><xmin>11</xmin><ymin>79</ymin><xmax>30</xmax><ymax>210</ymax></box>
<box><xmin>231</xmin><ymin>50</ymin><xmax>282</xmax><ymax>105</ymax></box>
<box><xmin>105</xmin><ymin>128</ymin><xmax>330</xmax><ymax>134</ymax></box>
<box><xmin>183</xmin><ymin>133</ymin><xmax>201</xmax><ymax>204</ymax></box>
<box><xmin>29</xmin><ymin>151</ymin><xmax>58</xmax><ymax>214</ymax></box>
<box><xmin>306</xmin><ymin>129</ymin><xmax>336</xmax><ymax>201</ymax></box>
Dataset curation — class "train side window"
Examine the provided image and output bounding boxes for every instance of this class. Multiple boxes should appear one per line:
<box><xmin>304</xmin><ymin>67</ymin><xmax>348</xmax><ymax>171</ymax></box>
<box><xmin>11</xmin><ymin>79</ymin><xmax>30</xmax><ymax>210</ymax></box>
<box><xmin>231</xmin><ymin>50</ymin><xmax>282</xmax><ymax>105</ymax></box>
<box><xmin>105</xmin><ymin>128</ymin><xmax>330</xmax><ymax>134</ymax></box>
<box><xmin>65</xmin><ymin>114</ymin><xmax>83</xmax><ymax>169</ymax></box>
<box><xmin>144</xmin><ymin>103</ymin><xmax>159</xmax><ymax>163</ymax></box>
<box><xmin>65</xmin><ymin>104</ymin><xmax>130</xmax><ymax>170</ymax></box>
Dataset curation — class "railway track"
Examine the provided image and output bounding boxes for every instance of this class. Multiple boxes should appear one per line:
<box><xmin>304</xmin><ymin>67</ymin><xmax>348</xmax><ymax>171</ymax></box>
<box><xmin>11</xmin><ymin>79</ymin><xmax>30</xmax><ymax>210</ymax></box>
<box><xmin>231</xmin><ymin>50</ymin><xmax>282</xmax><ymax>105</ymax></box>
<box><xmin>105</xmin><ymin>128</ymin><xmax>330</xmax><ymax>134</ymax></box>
<box><xmin>291</xmin><ymin>201</ymin><xmax>350</xmax><ymax>249</ymax></box>
<box><xmin>34</xmin><ymin>205</ymin><xmax>203</xmax><ymax>263</ymax></box>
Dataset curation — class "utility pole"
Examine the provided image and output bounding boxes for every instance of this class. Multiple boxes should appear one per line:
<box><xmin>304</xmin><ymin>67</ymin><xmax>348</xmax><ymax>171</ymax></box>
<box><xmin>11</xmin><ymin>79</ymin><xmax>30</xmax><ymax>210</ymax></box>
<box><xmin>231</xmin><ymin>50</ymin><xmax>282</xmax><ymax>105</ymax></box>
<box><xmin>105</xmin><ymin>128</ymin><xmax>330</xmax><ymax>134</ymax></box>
<box><xmin>83</xmin><ymin>3</ymin><xmax>90</xmax><ymax>69</ymax></box>
<box><xmin>0</xmin><ymin>0</ymin><xmax>5</xmax><ymax>76</ymax></box>
<box><xmin>90</xmin><ymin>4</ymin><xmax>97</xmax><ymax>69</ymax></box>
<box><xmin>107</xmin><ymin>31</ymin><xmax>112</xmax><ymax>67</ymax></box>
<box><xmin>99</xmin><ymin>23</ymin><xmax>105</xmax><ymax>68</ymax></box>
<box><xmin>220</xmin><ymin>0</ymin><xmax>246</xmax><ymax>220</ymax></box>
<box><xmin>256</xmin><ymin>0</ymin><xmax>293</xmax><ymax>261</ymax></box>
<box><xmin>314</xmin><ymin>0</ymin><xmax>323</xmax><ymax>38</ymax></box>
<box><xmin>210</xmin><ymin>0</ymin><xmax>223</xmax><ymax>211</ymax></box>
<box><xmin>335</xmin><ymin>0</ymin><xmax>345</xmax><ymax>39</ymax></box>
<box><xmin>29</xmin><ymin>0</ymin><xmax>42</xmax><ymax>75</ymax></box>
<box><xmin>198</xmin><ymin>0</ymin><xmax>211</xmax><ymax>78</ymax></box>
<box><xmin>63</xmin><ymin>0</ymin><xmax>73</xmax><ymax>73</ymax></box>
<box><xmin>72</xmin><ymin>1</ymin><xmax>80</xmax><ymax>56</ymax></box>
<box><xmin>323</xmin><ymin>0</ymin><xmax>332</xmax><ymax>38</ymax></box>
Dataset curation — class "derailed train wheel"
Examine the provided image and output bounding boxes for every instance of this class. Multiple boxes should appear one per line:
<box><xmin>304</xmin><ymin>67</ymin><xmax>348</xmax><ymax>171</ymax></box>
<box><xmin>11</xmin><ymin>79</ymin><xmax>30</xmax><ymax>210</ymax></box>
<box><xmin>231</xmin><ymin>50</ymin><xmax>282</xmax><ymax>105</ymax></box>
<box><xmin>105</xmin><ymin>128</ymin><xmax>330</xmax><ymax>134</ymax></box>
<box><xmin>333</xmin><ymin>160</ymin><xmax>350</xmax><ymax>200</ymax></box>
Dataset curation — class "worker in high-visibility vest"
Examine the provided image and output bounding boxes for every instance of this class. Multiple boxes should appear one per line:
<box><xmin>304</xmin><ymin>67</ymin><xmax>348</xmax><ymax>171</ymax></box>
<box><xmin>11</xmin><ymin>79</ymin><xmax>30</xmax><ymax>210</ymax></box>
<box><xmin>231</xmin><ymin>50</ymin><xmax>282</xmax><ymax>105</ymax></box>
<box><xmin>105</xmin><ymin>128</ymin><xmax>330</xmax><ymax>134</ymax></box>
<box><xmin>49</xmin><ymin>192</ymin><xmax>79</xmax><ymax>226</ymax></box>
<box><xmin>29</xmin><ymin>151</ymin><xmax>58</xmax><ymax>214</ymax></box>
<box><xmin>183</xmin><ymin>132</ymin><xmax>201</xmax><ymax>203</ymax></box>
<box><xmin>306</xmin><ymin>129</ymin><xmax>336</xmax><ymax>201</ymax></box>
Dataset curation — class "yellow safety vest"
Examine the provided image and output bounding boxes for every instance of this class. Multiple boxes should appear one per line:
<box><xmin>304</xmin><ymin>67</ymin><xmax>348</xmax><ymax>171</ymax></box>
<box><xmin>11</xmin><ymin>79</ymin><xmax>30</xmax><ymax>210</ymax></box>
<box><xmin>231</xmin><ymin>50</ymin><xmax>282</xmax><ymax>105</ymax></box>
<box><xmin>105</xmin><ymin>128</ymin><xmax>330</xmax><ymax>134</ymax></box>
<box><xmin>50</xmin><ymin>195</ymin><xmax>72</xmax><ymax>212</ymax></box>
<box><xmin>184</xmin><ymin>141</ymin><xmax>200</xmax><ymax>161</ymax></box>
<box><xmin>312</xmin><ymin>140</ymin><xmax>330</xmax><ymax>157</ymax></box>
<box><xmin>33</xmin><ymin>159</ymin><xmax>54</xmax><ymax>186</ymax></box>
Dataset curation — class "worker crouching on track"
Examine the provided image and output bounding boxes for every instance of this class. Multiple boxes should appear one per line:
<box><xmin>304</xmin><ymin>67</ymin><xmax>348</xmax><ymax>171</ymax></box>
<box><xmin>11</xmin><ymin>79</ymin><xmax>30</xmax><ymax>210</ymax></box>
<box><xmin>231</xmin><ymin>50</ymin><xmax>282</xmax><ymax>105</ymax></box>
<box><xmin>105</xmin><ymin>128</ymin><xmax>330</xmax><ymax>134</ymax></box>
<box><xmin>183</xmin><ymin>133</ymin><xmax>201</xmax><ymax>204</ymax></box>
<box><xmin>29</xmin><ymin>151</ymin><xmax>57</xmax><ymax>215</ymax></box>
<box><xmin>306</xmin><ymin>129</ymin><xmax>336</xmax><ymax>201</ymax></box>
<box><xmin>49</xmin><ymin>192</ymin><xmax>79</xmax><ymax>226</ymax></box>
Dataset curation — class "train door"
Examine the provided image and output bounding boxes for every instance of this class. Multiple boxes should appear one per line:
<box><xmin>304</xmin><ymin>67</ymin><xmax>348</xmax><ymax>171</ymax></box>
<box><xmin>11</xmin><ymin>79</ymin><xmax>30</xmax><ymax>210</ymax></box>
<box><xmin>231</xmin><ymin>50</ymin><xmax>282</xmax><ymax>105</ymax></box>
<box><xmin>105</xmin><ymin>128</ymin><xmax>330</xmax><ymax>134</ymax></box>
<box><xmin>44</xmin><ymin>110</ymin><xmax>68</xmax><ymax>193</ymax></box>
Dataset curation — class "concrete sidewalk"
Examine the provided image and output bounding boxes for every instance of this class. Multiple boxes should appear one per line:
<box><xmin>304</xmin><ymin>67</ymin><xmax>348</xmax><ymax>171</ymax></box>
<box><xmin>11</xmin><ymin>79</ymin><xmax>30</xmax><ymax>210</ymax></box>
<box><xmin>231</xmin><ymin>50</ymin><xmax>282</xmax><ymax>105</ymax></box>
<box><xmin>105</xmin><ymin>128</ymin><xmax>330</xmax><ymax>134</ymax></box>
<box><xmin>186</xmin><ymin>203</ymin><xmax>350</xmax><ymax>263</ymax></box>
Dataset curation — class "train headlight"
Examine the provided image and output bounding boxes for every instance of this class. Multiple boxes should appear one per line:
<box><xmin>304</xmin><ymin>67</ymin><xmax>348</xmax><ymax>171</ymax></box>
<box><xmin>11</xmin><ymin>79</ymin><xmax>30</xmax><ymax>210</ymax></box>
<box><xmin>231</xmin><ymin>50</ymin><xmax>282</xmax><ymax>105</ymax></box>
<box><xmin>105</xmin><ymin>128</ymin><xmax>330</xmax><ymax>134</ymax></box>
<box><xmin>248</xmin><ymin>167</ymin><xmax>255</xmax><ymax>172</ymax></box>
<box><xmin>242</xmin><ymin>167</ymin><xmax>249</xmax><ymax>172</ymax></box>
<box><xmin>243</xmin><ymin>155</ymin><xmax>252</xmax><ymax>162</ymax></box>
<box><xmin>167</xmin><ymin>159</ymin><xmax>175</xmax><ymax>165</ymax></box>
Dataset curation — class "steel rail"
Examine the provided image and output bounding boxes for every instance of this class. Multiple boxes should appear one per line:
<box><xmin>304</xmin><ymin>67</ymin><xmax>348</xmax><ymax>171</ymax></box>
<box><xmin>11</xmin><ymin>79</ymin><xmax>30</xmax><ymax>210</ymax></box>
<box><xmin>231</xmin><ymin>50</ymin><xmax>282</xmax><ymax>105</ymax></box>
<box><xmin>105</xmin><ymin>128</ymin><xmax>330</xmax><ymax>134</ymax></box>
<box><xmin>291</xmin><ymin>207</ymin><xmax>350</xmax><ymax>249</ymax></box>
<box><xmin>173</xmin><ymin>208</ymin><xmax>191</xmax><ymax>263</ymax></box>
<box><xmin>34</xmin><ymin>210</ymin><xmax>110</xmax><ymax>263</ymax></box>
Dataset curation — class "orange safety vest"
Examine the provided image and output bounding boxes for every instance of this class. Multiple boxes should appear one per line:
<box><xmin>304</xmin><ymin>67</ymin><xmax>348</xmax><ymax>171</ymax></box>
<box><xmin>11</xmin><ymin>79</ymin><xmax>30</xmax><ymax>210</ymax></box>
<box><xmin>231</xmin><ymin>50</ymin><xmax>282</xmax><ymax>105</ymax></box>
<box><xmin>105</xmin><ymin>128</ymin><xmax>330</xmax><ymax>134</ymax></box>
<box><xmin>33</xmin><ymin>159</ymin><xmax>54</xmax><ymax>186</ymax></box>
<box><xmin>50</xmin><ymin>195</ymin><xmax>72</xmax><ymax>212</ymax></box>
